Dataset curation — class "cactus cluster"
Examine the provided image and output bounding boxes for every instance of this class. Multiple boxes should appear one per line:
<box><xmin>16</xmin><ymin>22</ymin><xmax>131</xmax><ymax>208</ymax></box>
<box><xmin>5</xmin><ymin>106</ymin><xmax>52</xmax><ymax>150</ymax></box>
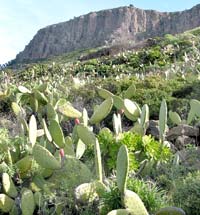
<box><xmin>0</xmin><ymin>83</ymin><xmax>187</xmax><ymax>214</ymax></box>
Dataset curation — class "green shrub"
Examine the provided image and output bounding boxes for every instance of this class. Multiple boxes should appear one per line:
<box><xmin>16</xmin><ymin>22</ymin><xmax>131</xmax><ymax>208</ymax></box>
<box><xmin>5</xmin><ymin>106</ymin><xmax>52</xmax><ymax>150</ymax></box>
<box><xmin>97</xmin><ymin>129</ymin><xmax>171</xmax><ymax>174</ymax></box>
<box><xmin>172</xmin><ymin>171</ymin><xmax>200</xmax><ymax>215</ymax></box>
<box><xmin>99</xmin><ymin>181</ymin><xmax>122</xmax><ymax>215</ymax></box>
<box><xmin>127</xmin><ymin>178</ymin><xmax>168</xmax><ymax>214</ymax></box>
<box><xmin>151</xmin><ymin>147</ymin><xmax>200</xmax><ymax>190</ymax></box>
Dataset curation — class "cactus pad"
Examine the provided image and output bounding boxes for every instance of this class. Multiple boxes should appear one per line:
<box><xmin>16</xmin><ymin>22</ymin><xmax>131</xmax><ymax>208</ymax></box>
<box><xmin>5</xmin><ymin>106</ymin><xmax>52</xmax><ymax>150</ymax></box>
<box><xmin>33</xmin><ymin>144</ymin><xmax>61</xmax><ymax>169</ymax></box>
<box><xmin>155</xmin><ymin>206</ymin><xmax>186</xmax><ymax>215</ymax></box>
<box><xmin>49</xmin><ymin>119</ymin><xmax>65</xmax><ymax>148</ymax></box>
<box><xmin>21</xmin><ymin>188</ymin><xmax>35</xmax><ymax>215</ymax></box>
<box><xmin>117</xmin><ymin>145</ymin><xmax>129</xmax><ymax>194</ymax></box>
<box><xmin>107</xmin><ymin>209</ymin><xmax>135</xmax><ymax>215</ymax></box>
<box><xmin>169</xmin><ymin>111</ymin><xmax>182</xmax><ymax>125</ymax></box>
<box><xmin>90</xmin><ymin>97</ymin><xmax>113</xmax><ymax>124</ymax></box>
<box><xmin>29</xmin><ymin>115</ymin><xmax>37</xmax><ymax>147</ymax></box>
<box><xmin>76</xmin><ymin>125</ymin><xmax>96</xmax><ymax>145</ymax></box>
<box><xmin>2</xmin><ymin>173</ymin><xmax>17</xmax><ymax>198</ymax></box>
<box><xmin>97</xmin><ymin>87</ymin><xmax>114</xmax><ymax>99</ymax></box>
<box><xmin>57</xmin><ymin>102</ymin><xmax>82</xmax><ymax>118</ymax></box>
<box><xmin>0</xmin><ymin>194</ymin><xmax>14</xmax><ymax>213</ymax></box>
<box><xmin>76</xmin><ymin>139</ymin><xmax>86</xmax><ymax>159</ymax></box>
<box><xmin>123</xmin><ymin>190</ymin><xmax>148</xmax><ymax>215</ymax></box>
<box><xmin>159</xmin><ymin>99</ymin><xmax>167</xmax><ymax>140</ymax></box>
<box><xmin>124</xmin><ymin>99</ymin><xmax>140</xmax><ymax>121</ymax></box>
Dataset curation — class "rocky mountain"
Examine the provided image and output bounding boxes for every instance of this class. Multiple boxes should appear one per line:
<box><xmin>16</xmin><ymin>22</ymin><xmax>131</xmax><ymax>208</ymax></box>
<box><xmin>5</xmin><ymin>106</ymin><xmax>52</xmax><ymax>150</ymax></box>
<box><xmin>16</xmin><ymin>4</ymin><xmax>200</xmax><ymax>62</ymax></box>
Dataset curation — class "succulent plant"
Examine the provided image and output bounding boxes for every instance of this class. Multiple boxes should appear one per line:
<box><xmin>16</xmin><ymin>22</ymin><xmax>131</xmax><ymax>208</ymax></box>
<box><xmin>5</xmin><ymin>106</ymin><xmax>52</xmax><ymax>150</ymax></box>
<box><xmin>49</xmin><ymin>119</ymin><xmax>65</xmax><ymax>148</ymax></box>
<box><xmin>2</xmin><ymin>173</ymin><xmax>18</xmax><ymax>198</ymax></box>
<box><xmin>21</xmin><ymin>188</ymin><xmax>35</xmax><ymax>215</ymax></box>
<box><xmin>117</xmin><ymin>145</ymin><xmax>129</xmax><ymax>194</ymax></box>
<box><xmin>32</xmin><ymin>144</ymin><xmax>61</xmax><ymax>169</ymax></box>
<box><xmin>155</xmin><ymin>206</ymin><xmax>186</xmax><ymax>215</ymax></box>
<box><xmin>0</xmin><ymin>194</ymin><xmax>14</xmax><ymax>213</ymax></box>
<box><xmin>29</xmin><ymin>115</ymin><xmax>37</xmax><ymax>147</ymax></box>
<box><xmin>90</xmin><ymin>97</ymin><xmax>113</xmax><ymax>124</ymax></box>
<box><xmin>76</xmin><ymin>139</ymin><xmax>86</xmax><ymax>159</ymax></box>
<box><xmin>159</xmin><ymin>99</ymin><xmax>167</xmax><ymax>142</ymax></box>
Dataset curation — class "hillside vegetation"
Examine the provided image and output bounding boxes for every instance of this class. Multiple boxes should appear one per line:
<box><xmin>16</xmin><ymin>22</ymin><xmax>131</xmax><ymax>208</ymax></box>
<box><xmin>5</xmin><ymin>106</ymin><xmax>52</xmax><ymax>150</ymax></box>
<box><xmin>0</xmin><ymin>28</ymin><xmax>200</xmax><ymax>214</ymax></box>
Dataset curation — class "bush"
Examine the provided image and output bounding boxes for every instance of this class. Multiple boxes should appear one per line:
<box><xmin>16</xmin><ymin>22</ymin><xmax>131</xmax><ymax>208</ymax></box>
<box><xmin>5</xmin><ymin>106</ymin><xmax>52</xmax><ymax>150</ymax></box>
<box><xmin>127</xmin><ymin>178</ymin><xmax>168</xmax><ymax>214</ymax></box>
<box><xmin>172</xmin><ymin>171</ymin><xmax>200</xmax><ymax>215</ymax></box>
<box><xmin>99</xmin><ymin>181</ymin><xmax>122</xmax><ymax>215</ymax></box>
<box><xmin>97</xmin><ymin>129</ymin><xmax>171</xmax><ymax>175</ymax></box>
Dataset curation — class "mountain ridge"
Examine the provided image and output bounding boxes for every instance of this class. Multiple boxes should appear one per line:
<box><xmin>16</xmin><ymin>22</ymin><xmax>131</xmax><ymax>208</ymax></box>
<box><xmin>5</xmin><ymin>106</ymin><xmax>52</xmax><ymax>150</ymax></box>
<box><xmin>15</xmin><ymin>4</ymin><xmax>200</xmax><ymax>63</ymax></box>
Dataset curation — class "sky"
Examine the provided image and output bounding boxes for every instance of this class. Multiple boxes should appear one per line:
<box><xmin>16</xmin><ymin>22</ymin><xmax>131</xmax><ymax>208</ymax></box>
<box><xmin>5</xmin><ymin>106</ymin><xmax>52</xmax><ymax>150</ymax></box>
<box><xmin>0</xmin><ymin>0</ymin><xmax>200</xmax><ymax>64</ymax></box>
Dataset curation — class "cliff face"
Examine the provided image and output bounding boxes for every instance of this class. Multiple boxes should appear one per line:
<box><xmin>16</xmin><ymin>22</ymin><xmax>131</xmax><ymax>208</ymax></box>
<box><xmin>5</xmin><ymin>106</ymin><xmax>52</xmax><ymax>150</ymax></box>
<box><xmin>16</xmin><ymin>4</ymin><xmax>200</xmax><ymax>62</ymax></box>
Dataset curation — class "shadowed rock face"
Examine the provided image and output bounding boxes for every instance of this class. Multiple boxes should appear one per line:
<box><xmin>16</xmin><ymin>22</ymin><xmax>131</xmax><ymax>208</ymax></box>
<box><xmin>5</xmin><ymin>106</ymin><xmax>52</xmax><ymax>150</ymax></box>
<box><xmin>16</xmin><ymin>4</ymin><xmax>200</xmax><ymax>62</ymax></box>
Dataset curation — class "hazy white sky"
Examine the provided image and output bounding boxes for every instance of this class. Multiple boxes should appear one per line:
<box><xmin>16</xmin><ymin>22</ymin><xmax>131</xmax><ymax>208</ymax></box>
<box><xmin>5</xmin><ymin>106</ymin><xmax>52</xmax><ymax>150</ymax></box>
<box><xmin>0</xmin><ymin>0</ymin><xmax>200</xmax><ymax>64</ymax></box>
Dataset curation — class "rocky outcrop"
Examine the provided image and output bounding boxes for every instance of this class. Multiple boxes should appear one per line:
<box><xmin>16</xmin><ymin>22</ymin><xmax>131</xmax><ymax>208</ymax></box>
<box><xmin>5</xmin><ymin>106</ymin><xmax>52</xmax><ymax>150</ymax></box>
<box><xmin>16</xmin><ymin>4</ymin><xmax>200</xmax><ymax>62</ymax></box>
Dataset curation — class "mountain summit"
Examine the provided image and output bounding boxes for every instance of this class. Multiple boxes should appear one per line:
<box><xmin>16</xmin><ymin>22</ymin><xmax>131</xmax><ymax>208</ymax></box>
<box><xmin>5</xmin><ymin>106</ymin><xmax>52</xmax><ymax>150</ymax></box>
<box><xmin>16</xmin><ymin>4</ymin><xmax>200</xmax><ymax>62</ymax></box>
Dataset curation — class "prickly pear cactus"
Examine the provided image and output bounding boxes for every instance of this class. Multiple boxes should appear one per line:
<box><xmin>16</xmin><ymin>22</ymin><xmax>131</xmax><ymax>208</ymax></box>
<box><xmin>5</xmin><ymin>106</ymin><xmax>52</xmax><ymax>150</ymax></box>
<box><xmin>34</xmin><ymin>191</ymin><xmax>43</xmax><ymax>207</ymax></box>
<box><xmin>90</xmin><ymin>97</ymin><xmax>113</xmax><ymax>124</ymax></box>
<box><xmin>21</xmin><ymin>188</ymin><xmax>35</xmax><ymax>215</ymax></box>
<box><xmin>32</xmin><ymin>144</ymin><xmax>61</xmax><ymax>169</ymax></box>
<box><xmin>0</xmin><ymin>194</ymin><xmax>14</xmax><ymax>213</ymax></box>
<box><xmin>48</xmin><ymin>155</ymin><xmax>93</xmax><ymax>191</ymax></box>
<box><xmin>124</xmin><ymin>99</ymin><xmax>141</xmax><ymax>121</ymax></box>
<box><xmin>18</xmin><ymin>86</ymin><xmax>31</xmax><ymax>93</ymax></box>
<box><xmin>97</xmin><ymin>87</ymin><xmax>114</xmax><ymax>99</ymax></box>
<box><xmin>117</xmin><ymin>145</ymin><xmax>129</xmax><ymax>194</ymax></box>
<box><xmin>75</xmin><ymin>181</ymin><xmax>106</xmax><ymax>203</ymax></box>
<box><xmin>187</xmin><ymin>99</ymin><xmax>200</xmax><ymax>124</ymax></box>
<box><xmin>81</xmin><ymin>108</ymin><xmax>88</xmax><ymax>126</ymax></box>
<box><xmin>15</xmin><ymin>156</ymin><xmax>33</xmax><ymax>178</ymax></box>
<box><xmin>76</xmin><ymin>139</ymin><xmax>86</xmax><ymax>159</ymax></box>
<box><xmin>169</xmin><ymin>111</ymin><xmax>182</xmax><ymax>125</ymax></box>
<box><xmin>64</xmin><ymin>136</ymin><xmax>75</xmax><ymax>157</ymax></box>
<box><xmin>49</xmin><ymin>119</ymin><xmax>65</xmax><ymax>148</ymax></box>
<box><xmin>123</xmin><ymin>190</ymin><xmax>148</xmax><ymax>215</ymax></box>
<box><xmin>155</xmin><ymin>207</ymin><xmax>186</xmax><ymax>215</ymax></box>
<box><xmin>94</xmin><ymin>139</ymin><xmax>103</xmax><ymax>182</ymax></box>
<box><xmin>140</xmin><ymin>104</ymin><xmax>149</xmax><ymax>128</ymax></box>
<box><xmin>57</xmin><ymin>102</ymin><xmax>82</xmax><ymax>118</ymax></box>
<box><xmin>107</xmin><ymin>209</ymin><xmax>135</xmax><ymax>215</ymax></box>
<box><xmin>159</xmin><ymin>99</ymin><xmax>167</xmax><ymax>141</ymax></box>
<box><xmin>113</xmin><ymin>113</ymin><xmax>122</xmax><ymax>135</ymax></box>
<box><xmin>76</xmin><ymin>124</ymin><xmax>96</xmax><ymax>145</ymax></box>
<box><xmin>34</xmin><ymin>90</ymin><xmax>48</xmax><ymax>104</ymax></box>
<box><xmin>2</xmin><ymin>173</ymin><xmax>18</xmax><ymax>198</ymax></box>
<box><xmin>124</xmin><ymin>84</ymin><xmax>136</xmax><ymax>99</ymax></box>
<box><xmin>46</xmin><ymin>103</ymin><xmax>58</xmax><ymax>121</ymax></box>
<box><xmin>42</xmin><ymin>118</ymin><xmax>52</xmax><ymax>142</ymax></box>
<box><xmin>11</xmin><ymin>102</ymin><xmax>22</xmax><ymax>116</ymax></box>
<box><xmin>113</xmin><ymin>95</ymin><xmax>124</xmax><ymax>110</ymax></box>
<box><xmin>29</xmin><ymin>115</ymin><xmax>37</xmax><ymax>147</ymax></box>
